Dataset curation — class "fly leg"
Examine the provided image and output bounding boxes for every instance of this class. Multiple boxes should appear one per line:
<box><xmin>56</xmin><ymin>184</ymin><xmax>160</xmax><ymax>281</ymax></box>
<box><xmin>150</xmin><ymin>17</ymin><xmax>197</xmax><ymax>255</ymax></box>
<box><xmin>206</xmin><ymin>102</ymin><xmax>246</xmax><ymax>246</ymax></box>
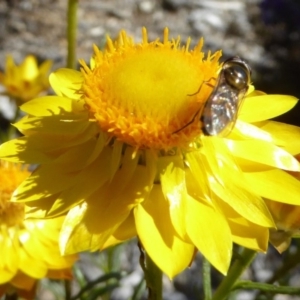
<box><xmin>173</xmin><ymin>77</ymin><xmax>215</xmax><ymax>134</ymax></box>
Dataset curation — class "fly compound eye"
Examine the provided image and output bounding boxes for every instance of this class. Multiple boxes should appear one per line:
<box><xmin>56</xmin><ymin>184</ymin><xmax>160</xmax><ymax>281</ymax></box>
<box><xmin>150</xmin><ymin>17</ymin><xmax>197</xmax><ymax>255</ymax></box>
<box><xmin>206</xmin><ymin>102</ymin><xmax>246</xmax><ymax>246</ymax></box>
<box><xmin>223</xmin><ymin>63</ymin><xmax>250</xmax><ymax>90</ymax></box>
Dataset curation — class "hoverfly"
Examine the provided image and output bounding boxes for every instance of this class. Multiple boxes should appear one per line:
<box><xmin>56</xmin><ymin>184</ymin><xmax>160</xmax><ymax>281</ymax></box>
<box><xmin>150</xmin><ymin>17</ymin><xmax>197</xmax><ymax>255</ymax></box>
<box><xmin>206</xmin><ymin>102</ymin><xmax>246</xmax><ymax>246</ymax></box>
<box><xmin>174</xmin><ymin>57</ymin><xmax>251</xmax><ymax>136</ymax></box>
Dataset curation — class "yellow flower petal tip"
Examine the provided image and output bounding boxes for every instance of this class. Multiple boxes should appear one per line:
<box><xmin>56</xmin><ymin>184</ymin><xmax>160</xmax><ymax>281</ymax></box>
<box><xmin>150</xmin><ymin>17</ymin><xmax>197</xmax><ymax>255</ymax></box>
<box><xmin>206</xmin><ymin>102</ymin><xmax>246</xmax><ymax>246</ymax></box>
<box><xmin>1</xmin><ymin>28</ymin><xmax>300</xmax><ymax>277</ymax></box>
<box><xmin>0</xmin><ymin>54</ymin><xmax>52</xmax><ymax>103</ymax></box>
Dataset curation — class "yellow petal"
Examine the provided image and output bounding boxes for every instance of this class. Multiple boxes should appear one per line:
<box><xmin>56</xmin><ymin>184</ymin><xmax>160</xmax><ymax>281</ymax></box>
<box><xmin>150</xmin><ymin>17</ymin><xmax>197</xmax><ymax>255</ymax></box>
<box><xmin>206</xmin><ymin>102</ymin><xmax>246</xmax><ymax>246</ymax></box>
<box><xmin>19</xmin><ymin>249</ymin><xmax>47</xmax><ymax>278</ymax></box>
<box><xmin>258</xmin><ymin>121</ymin><xmax>300</xmax><ymax>155</ymax></box>
<box><xmin>0</xmin><ymin>268</ymin><xmax>14</xmax><ymax>284</ymax></box>
<box><xmin>202</xmin><ymin>137</ymin><xmax>274</xmax><ymax>227</ymax></box>
<box><xmin>244</xmin><ymin>169</ymin><xmax>300</xmax><ymax>205</ymax></box>
<box><xmin>246</xmin><ymin>89</ymin><xmax>265</xmax><ymax>97</ymax></box>
<box><xmin>15</xmin><ymin>114</ymin><xmax>90</xmax><ymax>137</ymax></box>
<box><xmin>85</xmin><ymin>163</ymin><xmax>153</xmax><ymax>235</ymax></box>
<box><xmin>186</xmin><ymin>195</ymin><xmax>232</xmax><ymax>275</ymax></box>
<box><xmin>210</xmin><ymin>173</ymin><xmax>274</xmax><ymax>227</ymax></box>
<box><xmin>13</xmin><ymin>164</ymin><xmax>79</xmax><ymax>203</ymax></box>
<box><xmin>266</xmin><ymin>199</ymin><xmax>300</xmax><ymax>232</ymax></box>
<box><xmin>185</xmin><ymin>151</ymin><xmax>212</xmax><ymax>205</ymax></box>
<box><xmin>2</xmin><ymin>119</ymin><xmax>98</xmax><ymax>164</ymax></box>
<box><xmin>225</xmin><ymin>139</ymin><xmax>300</xmax><ymax>171</ymax></box>
<box><xmin>135</xmin><ymin>185</ymin><xmax>194</xmax><ymax>278</ymax></box>
<box><xmin>215</xmin><ymin>198</ymin><xmax>269</xmax><ymax>251</ymax></box>
<box><xmin>110</xmin><ymin>140</ymin><xmax>124</xmax><ymax>181</ymax></box>
<box><xmin>0</xmin><ymin>137</ymin><xmax>52</xmax><ymax>163</ymax></box>
<box><xmin>269</xmin><ymin>230</ymin><xmax>292</xmax><ymax>253</ymax></box>
<box><xmin>102</xmin><ymin>212</ymin><xmax>136</xmax><ymax>249</ymax></box>
<box><xmin>160</xmin><ymin>161</ymin><xmax>188</xmax><ymax>239</ymax></box>
<box><xmin>232</xmin><ymin>120</ymin><xmax>273</xmax><ymax>143</ymax></box>
<box><xmin>20</xmin><ymin>96</ymin><xmax>84</xmax><ymax>116</ymax></box>
<box><xmin>21</xmin><ymin>219</ymin><xmax>76</xmax><ymax>269</ymax></box>
<box><xmin>61</xmin><ymin>157</ymin><xmax>151</xmax><ymax>253</ymax></box>
<box><xmin>49</xmin><ymin>68</ymin><xmax>83</xmax><ymax>99</ymax></box>
<box><xmin>47</xmin><ymin>268</ymin><xmax>74</xmax><ymax>280</ymax></box>
<box><xmin>0</xmin><ymin>229</ymin><xmax>19</xmax><ymax>283</ymax></box>
<box><xmin>22</xmin><ymin>55</ymin><xmax>39</xmax><ymax>80</ymax></box>
<box><xmin>10</xmin><ymin>272</ymin><xmax>36</xmax><ymax>291</ymax></box>
<box><xmin>239</xmin><ymin>95</ymin><xmax>298</xmax><ymax>123</ymax></box>
<box><xmin>60</xmin><ymin>203</ymin><xmax>114</xmax><ymax>254</ymax></box>
<box><xmin>228</xmin><ymin>218</ymin><xmax>268</xmax><ymax>252</ymax></box>
<box><xmin>52</xmin><ymin>136</ymin><xmax>106</xmax><ymax>172</ymax></box>
<box><xmin>48</xmin><ymin>147</ymin><xmax>113</xmax><ymax>216</ymax></box>
<box><xmin>5</xmin><ymin>55</ymin><xmax>16</xmax><ymax>70</ymax></box>
<box><xmin>39</xmin><ymin>59</ymin><xmax>53</xmax><ymax>77</ymax></box>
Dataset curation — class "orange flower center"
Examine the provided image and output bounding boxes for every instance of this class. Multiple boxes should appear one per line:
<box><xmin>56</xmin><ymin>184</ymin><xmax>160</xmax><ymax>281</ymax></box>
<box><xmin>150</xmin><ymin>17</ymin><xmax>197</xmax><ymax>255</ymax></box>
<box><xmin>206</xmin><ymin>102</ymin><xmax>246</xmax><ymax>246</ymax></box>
<box><xmin>81</xmin><ymin>28</ymin><xmax>221</xmax><ymax>150</ymax></box>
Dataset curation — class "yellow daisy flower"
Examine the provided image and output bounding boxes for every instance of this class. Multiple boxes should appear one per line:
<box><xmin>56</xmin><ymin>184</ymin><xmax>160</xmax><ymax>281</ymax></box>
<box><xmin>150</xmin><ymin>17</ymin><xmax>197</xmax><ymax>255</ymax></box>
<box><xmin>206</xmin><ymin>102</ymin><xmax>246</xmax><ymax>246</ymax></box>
<box><xmin>0</xmin><ymin>162</ymin><xmax>77</xmax><ymax>298</ymax></box>
<box><xmin>0</xmin><ymin>28</ymin><xmax>300</xmax><ymax>278</ymax></box>
<box><xmin>0</xmin><ymin>55</ymin><xmax>52</xmax><ymax>104</ymax></box>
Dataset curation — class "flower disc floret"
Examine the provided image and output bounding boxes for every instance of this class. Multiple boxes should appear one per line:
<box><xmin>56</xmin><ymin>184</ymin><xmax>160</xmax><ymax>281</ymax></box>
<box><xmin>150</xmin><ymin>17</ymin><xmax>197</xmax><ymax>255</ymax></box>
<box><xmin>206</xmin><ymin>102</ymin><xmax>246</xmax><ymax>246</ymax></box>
<box><xmin>80</xmin><ymin>28</ymin><xmax>221</xmax><ymax>149</ymax></box>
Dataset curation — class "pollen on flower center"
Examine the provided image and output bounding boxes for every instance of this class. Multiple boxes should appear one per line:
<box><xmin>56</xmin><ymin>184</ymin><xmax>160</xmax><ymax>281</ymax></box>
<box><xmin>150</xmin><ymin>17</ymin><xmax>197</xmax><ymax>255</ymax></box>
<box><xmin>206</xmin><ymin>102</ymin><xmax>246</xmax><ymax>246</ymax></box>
<box><xmin>109</xmin><ymin>50</ymin><xmax>199</xmax><ymax>121</ymax></box>
<box><xmin>81</xmin><ymin>28</ymin><xmax>221</xmax><ymax>149</ymax></box>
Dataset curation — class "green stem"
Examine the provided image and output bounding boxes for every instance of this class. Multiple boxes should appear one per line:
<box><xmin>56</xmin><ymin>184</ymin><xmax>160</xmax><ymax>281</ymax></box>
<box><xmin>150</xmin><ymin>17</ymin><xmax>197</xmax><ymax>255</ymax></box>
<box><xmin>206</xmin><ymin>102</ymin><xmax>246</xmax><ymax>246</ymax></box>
<box><xmin>145</xmin><ymin>254</ymin><xmax>163</xmax><ymax>300</ymax></box>
<box><xmin>70</xmin><ymin>272</ymin><xmax>122</xmax><ymax>300</ymax></box>
<box><xmin>67</xmin><ymin>0</ymin><xmax>78</xmax><ymax>69</ymax></box>
<box><xmin>212</xmin><ymin>248</ymin><xmax>256</xmax><ymax>300</ymax></box>
<box><xmin>138</xmin><ymin>242</ymin><xmax>162</xmax><ymax>300</ymax></box>
<box><xmin>203</xmin><ymin>258</ymin><xmax>212</xmax><ymax>300</ymax></box>
<box><xmin>64</xmin><ymin>280</ymin><xmax>71</xmax><ymax>300</ymax></box>
<box><xmin>233</xmin><ymin>280</ymin><xmax>300</xmax><ymax>294</ymax></box>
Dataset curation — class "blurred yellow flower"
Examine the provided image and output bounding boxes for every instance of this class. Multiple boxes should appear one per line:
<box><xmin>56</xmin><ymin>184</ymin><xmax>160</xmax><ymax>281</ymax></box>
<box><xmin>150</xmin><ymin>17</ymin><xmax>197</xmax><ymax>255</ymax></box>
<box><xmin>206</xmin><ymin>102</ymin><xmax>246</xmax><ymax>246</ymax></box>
<box><xmin>1</xmin><ymin>28</ymin><xmax>300</xmax><ymax>278</ymax></box>
<box><xmin>0</xmin><ymin>162</ymin><xmax>77</xmax><ymax>298</ymax></box>
<box><xmin>0</xmin><ymin>55</ymin><xmax>52</xmax><ymax>104</ymax></box>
